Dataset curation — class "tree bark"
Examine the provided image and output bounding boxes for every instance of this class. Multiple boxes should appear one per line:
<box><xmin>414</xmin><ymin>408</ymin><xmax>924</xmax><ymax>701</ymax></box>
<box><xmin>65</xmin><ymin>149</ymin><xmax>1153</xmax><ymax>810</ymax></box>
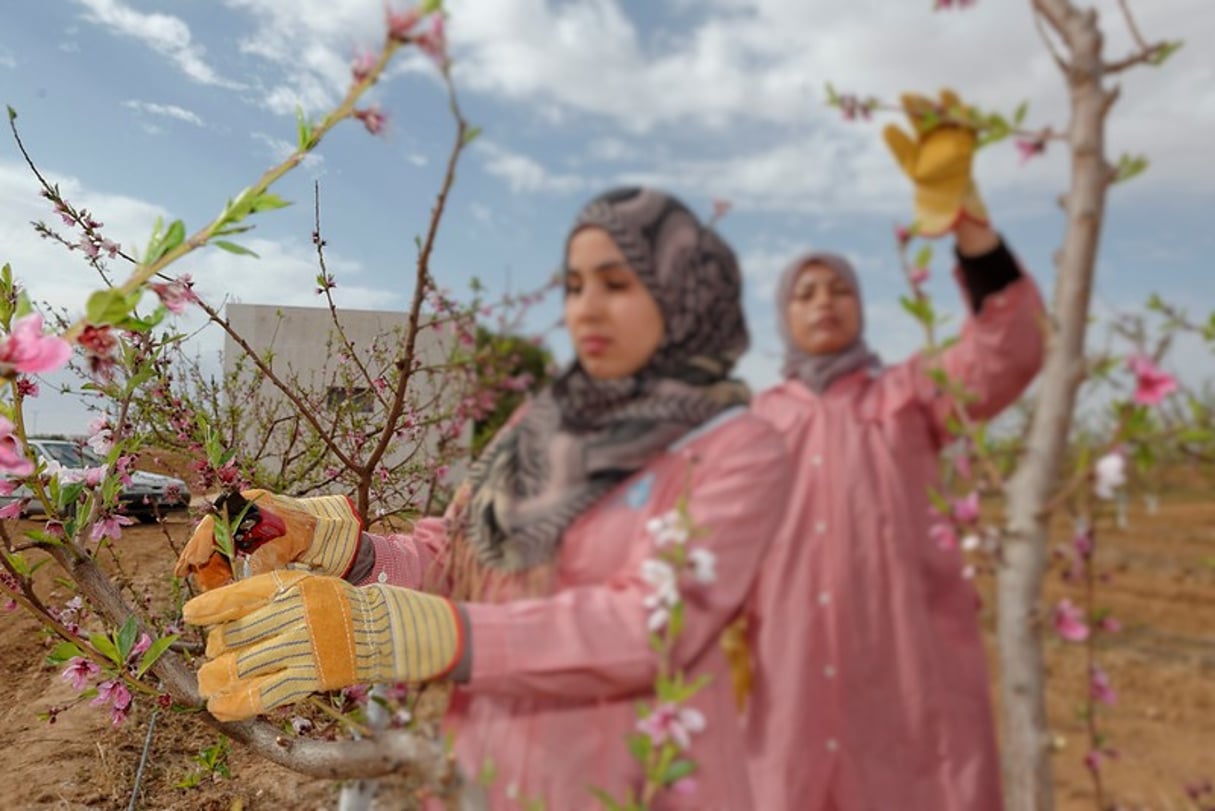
<box><xmin>999</xmin><ymin>3</ymin><xmax>1112</xmax><ymax>810</ymax></box>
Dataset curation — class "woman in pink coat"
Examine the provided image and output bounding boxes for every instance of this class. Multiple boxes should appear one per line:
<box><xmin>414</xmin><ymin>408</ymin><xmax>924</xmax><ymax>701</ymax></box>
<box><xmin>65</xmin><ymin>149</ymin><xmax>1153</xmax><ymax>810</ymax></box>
<box><xmin>178</xmin><ymin>187</ymin><xmax>792</xmax><ymax>809</ymax></box>
<box><xmin>743</xmin><ymin>94</ymin><xmax>1047</xmax><ymax>810</ymax></box>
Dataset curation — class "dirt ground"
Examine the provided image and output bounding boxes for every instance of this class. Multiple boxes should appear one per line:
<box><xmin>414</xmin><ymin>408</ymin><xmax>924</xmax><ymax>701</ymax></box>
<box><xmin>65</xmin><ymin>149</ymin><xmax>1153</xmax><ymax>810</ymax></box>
<box><xmin>0</xmin><ymin>480</ymin><xmax>1211</xmax><ymax>810</ymax></box>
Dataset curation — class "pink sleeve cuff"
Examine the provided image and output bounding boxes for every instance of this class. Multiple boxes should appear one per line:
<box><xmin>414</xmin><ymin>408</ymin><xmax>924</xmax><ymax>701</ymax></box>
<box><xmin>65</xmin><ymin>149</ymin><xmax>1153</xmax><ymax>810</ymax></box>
<box><xmin>353</xmin><ymin>532</ymin><xmax>426</xmax><ymax>589</ymax></box>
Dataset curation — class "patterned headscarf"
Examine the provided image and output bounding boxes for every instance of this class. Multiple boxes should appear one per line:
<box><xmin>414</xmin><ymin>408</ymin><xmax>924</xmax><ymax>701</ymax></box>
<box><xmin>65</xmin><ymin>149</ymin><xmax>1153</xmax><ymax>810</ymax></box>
<box><xmin>463</xmin><ymin>187</ymin><xmax>750</xmax><ymax>571</ymax></box>
<box><xmin>776</xmin><ymin>251</ymin><xmax>882</xmax><ymax>394</ymax></box>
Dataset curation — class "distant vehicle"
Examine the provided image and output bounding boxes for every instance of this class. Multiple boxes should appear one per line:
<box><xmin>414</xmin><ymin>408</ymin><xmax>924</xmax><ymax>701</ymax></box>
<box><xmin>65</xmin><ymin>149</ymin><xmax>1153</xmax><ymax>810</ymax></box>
<box><xmin>1</xmin><ymin>438</ymin><xmax>191</xmax><ymax>523</ymax></box>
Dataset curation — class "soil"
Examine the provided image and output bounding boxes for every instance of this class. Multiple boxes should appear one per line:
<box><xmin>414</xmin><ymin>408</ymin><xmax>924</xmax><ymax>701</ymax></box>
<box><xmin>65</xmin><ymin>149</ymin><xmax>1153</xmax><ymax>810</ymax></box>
<box><xmin>0</xmin><ymin>469</ymin><xmax>1211</xmax><ymax>810</ymax></box>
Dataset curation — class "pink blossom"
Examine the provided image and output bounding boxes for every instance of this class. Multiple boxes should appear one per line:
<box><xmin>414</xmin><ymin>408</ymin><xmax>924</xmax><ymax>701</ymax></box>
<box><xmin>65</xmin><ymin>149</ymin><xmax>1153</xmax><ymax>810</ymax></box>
<box><xmin>130</xmin><ymin>632</ymin><xmax>152</xmax><ymax>659</ymax></box>
<box><xmin>0</xmin><ymin>479</ymin><xmax>15</xmax><ymax>497</ymax></box>
<box><xmin>83</xmin><ymin>466</ymin><xmax>106</xmax><ymax>487</ymax></box>
<box><xmin>0</xmin><ymin>313</ymin><xmax>72</xmax><ymax>375</ymax></box>
<box><xmin>92</xmin><ymin>679</ymin><xmax>132</xmax><ymax>727</ymax></box>
<box><xmin>415</xmin><ymin>14</ymin><xmax>448</xmax><ymax>66</ymax></box>
<box><xmin>78</xmin><ymin>324</ymin><xmax>118</xmax><ymax>380</ymax></box>
<box><xmin>343</xmin><ymin>684</ymin><xmax>371</xmax><ymax>705</ymax></box>
<box><xmin>351</xmin><ymin>49</ymin><xmax>377</xmax><ymax>83</ymax></box>
<box><xmin>149</xmin><ymin>275</ymin><xmax>198</xmax><ymax>315</ymax></box>
<box><xmin>1098</xmin><ymin>616</ymin><xmax>1122</xmax><ymax>634</ymax></box>
<box><xmin>1126</xmin><ymin>354</ymin><xmax>1177</xmax><ymax>406</ymax></box>
<box><xmin>930</xmin><ymin>521</ymin><xmax>958</xmax><ymax>551</ymax></box>
<box><xmin>386</xmin><ymin>4</ymin><xmax>422</xmax><ymax>41</ymax></box>
<box><xmin>909</xmin><ymin>266</ymin><xmax>930</xmax><ymax>286</ymax></box>
<box><xmin>90</xmin><ymin>513</ymin><xmax>135</xmax><ymax>542</ymax></box>
<box><xmin>1072</xmin><ymin>527</ymin><xmax>1094</xmax><ymax>559</ymax></box>
<box><xmin>0</xmin><ymin>500</ymin><xmax>25</xmax><ymax>520</ymax></box>
<box><xmin>0</xmin><ymin>417</ymin><xmax>34</xmax><ymax>476</ymax></box>
<box><xmin>61</xmin><ymin>657</ymin><xmax>100</xmax><ymax>691</ymax></box>
<box><xmin>952</xmin><ymin>491</ymin><xmax>980</xmax><ymax>524</ymax></box>
<box><xmin>1014</xmin><ymin>137</ymin><xmax>1046</xmax><ymax>164</ymax></box>
<box><xmin>636</xmin><ymin>702</ymin><xmax>706</xmax><ymax>750</ymax></box>
<box><xmin>895</xmin><ymin>224</ymin><xmax>913</xmax><ymax>246</ymax></box>
<box><xmin>16</xmin><ymin>377</ymin><xmax>39</xmax><ymax>398</ymax></box>
<box><xmin>710</xmin><ymin>198</ymin><xmax>732</xmax><ymax>221</ymax></box>
<box><xmin>953</xmin><ymin>444</ymin><xmax>973</xmax><ymax>479</ymax></box>
<box><xmin>672</xmin><ymin>777</ymin><xmax>699</xmax><ymax>796</ymax></box>
<box><xmin>1090</xmin><ymin>665</ymin><xmax>1116</xmax><ymax>705</ymax></box>
<box><xmin>355</xmin><ymin>105</ymin><xmax>387</xmax><ymax>136</ymax></box>
<box><xmin>1053</xmin><ymin>598</ymin><xmax>1090</xmax><ymax>642</ymax></box>
<box><xmin>1083</xmin><ymin>749</ymin><xmax>1102</xmax><ymax>773</ymax></box>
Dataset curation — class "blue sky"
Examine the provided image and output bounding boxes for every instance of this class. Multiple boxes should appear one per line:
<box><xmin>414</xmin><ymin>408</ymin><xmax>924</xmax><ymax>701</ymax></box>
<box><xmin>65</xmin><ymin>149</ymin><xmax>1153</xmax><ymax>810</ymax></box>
<box><xmin>2</xmin><ymin>0</ymin><xmax>1213</xmax><ymax>434</ymax></box>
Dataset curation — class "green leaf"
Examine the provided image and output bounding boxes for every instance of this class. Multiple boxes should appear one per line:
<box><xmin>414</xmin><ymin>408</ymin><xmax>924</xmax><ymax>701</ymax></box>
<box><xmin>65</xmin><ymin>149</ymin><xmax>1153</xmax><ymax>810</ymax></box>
<box><xmin>46</xmin><ymin>640</ymin><xmax>85</xmax><ymax>666</ymax></box>
<box><xmin>1149</xmin><ymin>40</ymin><xmax>1184</xmax><ymax>67</ymax></box>
<box><xmin>913</xmin><ymin>244</ymin><xmax>934</xmax><ymax>269</ymax></box>
<box><xmin>421</xmin><ymin>0</ymin><xmax>444</xmax><ymax>14</ymax></box>
<box><xmin>250</xmin><ymin>193</ymin><xmax>291</xmax><ymax>213</ymax></box>
<box><xmin>89</xmin><ymin>632</ymin><xmax>122</xmax><ymax>667</ymax></box>
<box><xmin>626</xmin><ymin>732</ymin><xmax>652</xmax><ymax>763</ymax></box>
<box><xmin>136</xmin><ymin>633</ymin><xmax>179</xmax><ymax>678</ymax></box>
<box><xmin>212</xmin><ymin>240</ymin><xmax>259</xmax><ymax>258</ymax></box>
<box><xmin>661</xmin><ymin>758</ymin><xmax>697</xmax><ymax>785</ymax></box>
<box><xmin>1013</xmin><ymin>100</ymin><xmax>1028</xmax><ymax>126</ymax></box>
<box><xmin>588</xmin><ymin>787</ymin><xmax>625</xmax><ymax>811</ymax></box>
<box><xmin>296</xmin><ymin>105</ymin><xmax>315</xmax><ymax>151</ymax></box>
<box><xmin>462</xmin><ymin>125</ymin><xmax>483</xmax><ymax>146</ymax></box>
<box><xmin>85</xmin><ymin>289</ymin><xmax>139</xmax><ymax>326</ymax></box>
<box><xmin>1112</xmin><ymin>153</ymin><xmax>1149</xmax><ymax>184</ymax></box>
<box><xmin>6</xmin><ymin>105</ymin><xmax>16</xmax><ymax>122</ymax></box>
<box><xmin>116</xmin><ymin>615</ymin><xmax>139</xmax><ymax>662</ymax></box>
<box><xmin>3</xmin><ymin>550</ymin><xmax>31</xmax><ymax>577</ymax></box>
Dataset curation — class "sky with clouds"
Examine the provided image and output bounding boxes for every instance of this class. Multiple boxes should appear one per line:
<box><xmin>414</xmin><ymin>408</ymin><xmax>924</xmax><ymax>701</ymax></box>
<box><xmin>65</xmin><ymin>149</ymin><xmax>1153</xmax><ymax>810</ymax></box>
<box><xmin>2</xmin><ymin>0</ymin><xmax>1213</xmax><ymax>434</ymax></box>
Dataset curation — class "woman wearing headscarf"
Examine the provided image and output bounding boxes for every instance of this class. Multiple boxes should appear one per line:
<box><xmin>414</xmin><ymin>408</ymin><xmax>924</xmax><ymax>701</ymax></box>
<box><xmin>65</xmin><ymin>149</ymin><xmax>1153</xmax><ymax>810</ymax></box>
<box><xmin>741</xmin><ymin>90</ymin><xmax>1047</xmax><ymax>810</ymax></box>
<box><xmin>177</xmin><ymin>187</ymin><xmax>793</xmax><ymax>809</ymax></box>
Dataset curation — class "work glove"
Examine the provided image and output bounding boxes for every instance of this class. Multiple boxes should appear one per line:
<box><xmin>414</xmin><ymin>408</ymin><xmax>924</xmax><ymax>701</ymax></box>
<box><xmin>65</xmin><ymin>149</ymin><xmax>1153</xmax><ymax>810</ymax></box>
<box><xmin>182</xmin><ymin>569</ymin><xmax>464</xmax><ymax>722</ymax></box>
<box><xmin>882</xmin><ymin>88</ymin><xmax>989</xmax><ymax>238</ymax></box>
<box><xmin>174</xmin><ymin>489</ymin><xmax>362</xmax><ymax>591</ymax></box>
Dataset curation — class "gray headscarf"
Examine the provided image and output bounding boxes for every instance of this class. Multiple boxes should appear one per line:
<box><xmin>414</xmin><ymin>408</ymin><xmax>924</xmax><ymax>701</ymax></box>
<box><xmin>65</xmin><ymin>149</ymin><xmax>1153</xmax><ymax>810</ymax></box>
<box><xmin>464</xmin><ymin>187</ymin><xmax>751</xmax><ymax>571</ymax></box>
<box><xmin>776</xmin><ymin>251</ymin><xmax>882</xmax><ymax>394</ymax></box>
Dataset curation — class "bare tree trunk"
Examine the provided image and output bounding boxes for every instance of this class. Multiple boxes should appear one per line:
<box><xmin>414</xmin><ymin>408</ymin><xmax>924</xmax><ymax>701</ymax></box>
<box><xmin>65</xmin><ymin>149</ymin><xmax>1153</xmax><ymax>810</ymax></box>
<box><xmin>999</xmin><ymin>3</ymin><xmax>1113</xmax><ymax>809</ymax></box>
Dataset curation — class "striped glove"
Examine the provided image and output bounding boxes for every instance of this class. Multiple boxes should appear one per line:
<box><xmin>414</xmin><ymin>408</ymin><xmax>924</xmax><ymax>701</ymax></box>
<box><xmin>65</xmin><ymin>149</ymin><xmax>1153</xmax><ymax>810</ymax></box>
<box><xmin>182</xmin><ymin>570</ymin><xmax>464</xmax><ymax>722</ymax></box>
<box><xmin>174</xmin><ymin>489</ymin><xmax>362</xmax><ymax>591</ymax></box>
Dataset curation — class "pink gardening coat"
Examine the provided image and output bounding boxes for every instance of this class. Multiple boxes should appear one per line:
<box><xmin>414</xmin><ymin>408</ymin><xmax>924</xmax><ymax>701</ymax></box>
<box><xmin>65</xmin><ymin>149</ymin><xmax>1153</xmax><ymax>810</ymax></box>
<box><xmin>744</xmin><ymin>275</ymin><xmax>1046</xmax><ymax>811</ymax></box>
<box><xmin>358</xmin><ymin>409</ymin><xmax>792</xmax><ymax>810</ymax></box>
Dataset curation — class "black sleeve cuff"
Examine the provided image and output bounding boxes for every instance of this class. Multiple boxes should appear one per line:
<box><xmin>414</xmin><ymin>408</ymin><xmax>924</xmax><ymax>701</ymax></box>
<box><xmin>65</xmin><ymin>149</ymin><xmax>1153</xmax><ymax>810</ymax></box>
<box><xmin>956</xmin><ymin>237</ymin><xmax>1022</xmax><ymax>314</ymax></box>
<box><xmin>344</xmin><ymin>532</ymin><xmax>377</xmax><ymax>583</ymax></box>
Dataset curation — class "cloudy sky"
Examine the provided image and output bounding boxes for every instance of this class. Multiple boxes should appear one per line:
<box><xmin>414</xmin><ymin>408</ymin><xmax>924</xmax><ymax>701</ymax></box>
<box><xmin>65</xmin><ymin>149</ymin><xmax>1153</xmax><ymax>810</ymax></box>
<box><xmin>2</xmin><ymin>0</ymin><xmax>1212</xmax><ymax>434</ymax></box>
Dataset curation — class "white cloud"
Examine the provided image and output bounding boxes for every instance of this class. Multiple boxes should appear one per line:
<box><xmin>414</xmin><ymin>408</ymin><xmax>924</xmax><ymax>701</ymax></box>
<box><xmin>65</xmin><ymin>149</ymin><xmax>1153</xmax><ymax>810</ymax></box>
<box><xmin>122</xmin><ymin>100</ymin><xmax>205</xmax><ymax>127</ymax></box>
<box><xmin>476</xmin><ymin>141</ymin><xmax>589</xmax><ymax>194</ymax></box>
<box><xmin>73</xmin><ymin>0</ymin><xmax>243</xmax><ymax>88</ymax></box>
<box><xmin>0</xmin><ymin>50</ymin><xmax>15</xmax><ymax>69</ymax></box>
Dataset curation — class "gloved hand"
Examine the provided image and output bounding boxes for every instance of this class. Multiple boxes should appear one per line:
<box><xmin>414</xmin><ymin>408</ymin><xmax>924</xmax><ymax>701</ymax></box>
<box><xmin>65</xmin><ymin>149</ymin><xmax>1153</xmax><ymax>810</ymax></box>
<box><xmin>882</xmin><ymin>88</ymin><xmax>989</xmax><ymax>238</ymax></box>
<box><xmin>182</xmin><ymin>570</ymin><xmax>464</xmax><ymax>722</ymax></box>
<box><xmin>174</xmin><ymin>489</ymin><xmax>362</xmax><ymax>591</ymax></box>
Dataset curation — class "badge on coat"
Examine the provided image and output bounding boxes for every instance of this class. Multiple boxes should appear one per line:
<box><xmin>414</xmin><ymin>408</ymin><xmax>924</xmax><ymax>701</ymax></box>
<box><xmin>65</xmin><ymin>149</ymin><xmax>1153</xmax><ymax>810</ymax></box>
<box><xmin>623</xmin><ymin>473</ymin><xmax>656</xmax><ymax>510</ymax></box>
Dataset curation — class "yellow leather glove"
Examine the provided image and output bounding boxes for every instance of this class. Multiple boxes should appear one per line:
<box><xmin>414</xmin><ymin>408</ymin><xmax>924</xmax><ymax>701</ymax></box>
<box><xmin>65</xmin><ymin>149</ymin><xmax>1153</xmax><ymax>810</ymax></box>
<box><xmin>720</xmin><ymin>617</ymin><xmax>752</xmax><ymax>712</ymax></box>
<box><xmin>882</xmin><ymin>88</ymin><xmax>989</xmax><ymax>238</ymax></box>
<box><xmin>182</xmin><ymin>570</ymin><xmax>464</xmax><ymax>722</ymax></box>
<box><xmin>174</xmin><ymin>489</ymin><xmax>362</xmax><ymax>591</ymax></box>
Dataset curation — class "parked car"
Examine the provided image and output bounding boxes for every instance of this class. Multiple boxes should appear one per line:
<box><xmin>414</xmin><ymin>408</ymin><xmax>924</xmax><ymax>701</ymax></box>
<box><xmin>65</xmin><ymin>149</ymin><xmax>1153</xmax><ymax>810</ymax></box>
<box><xmin>1</xmin><ymin>438</ymin><xmax>191</xmax><ymax>523</ymax></box>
